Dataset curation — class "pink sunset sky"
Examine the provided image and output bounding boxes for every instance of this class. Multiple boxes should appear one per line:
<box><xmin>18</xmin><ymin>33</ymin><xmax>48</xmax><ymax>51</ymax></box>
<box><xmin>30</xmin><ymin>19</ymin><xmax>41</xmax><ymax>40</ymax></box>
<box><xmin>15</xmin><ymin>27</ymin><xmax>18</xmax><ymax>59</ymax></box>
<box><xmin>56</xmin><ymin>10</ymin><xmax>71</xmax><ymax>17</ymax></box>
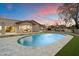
<box><xmin>0</xmin><ymin>3</ymin><xmax>63</xmax><ymax>25</ymax></box>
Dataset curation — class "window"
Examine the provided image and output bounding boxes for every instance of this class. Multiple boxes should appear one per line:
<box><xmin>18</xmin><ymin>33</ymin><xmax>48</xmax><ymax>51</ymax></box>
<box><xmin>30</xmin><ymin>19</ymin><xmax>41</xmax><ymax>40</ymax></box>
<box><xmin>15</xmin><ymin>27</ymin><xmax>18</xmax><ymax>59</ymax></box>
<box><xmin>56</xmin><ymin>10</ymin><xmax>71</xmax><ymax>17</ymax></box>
<box><xmin>5</xmin><ymin>26</ymin><xmax>15</xmax><ymax>32</ymax></box>
<box><xmin>0</xmin><ymin>26</ymin><xmax>2</xmax><ymax>31</ymax></box>
<box><xmin>19</xmin><ymin>25</ymin><xmax>32</xmax><ymax>32</ymax></box>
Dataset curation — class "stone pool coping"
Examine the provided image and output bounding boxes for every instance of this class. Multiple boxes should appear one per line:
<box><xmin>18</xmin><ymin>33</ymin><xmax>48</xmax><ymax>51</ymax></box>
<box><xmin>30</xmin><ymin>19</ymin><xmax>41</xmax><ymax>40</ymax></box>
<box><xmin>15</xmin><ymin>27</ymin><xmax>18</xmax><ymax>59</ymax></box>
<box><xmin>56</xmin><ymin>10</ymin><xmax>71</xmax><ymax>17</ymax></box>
<box><xmin>0</xmin><ymin>34</ymin><xmax>73</xmax><ymax>56</ymax></box>
<box><xmin>51</xmin><ymin>35</ymin><xmax>73</xmax><ymax>55</ymax></box>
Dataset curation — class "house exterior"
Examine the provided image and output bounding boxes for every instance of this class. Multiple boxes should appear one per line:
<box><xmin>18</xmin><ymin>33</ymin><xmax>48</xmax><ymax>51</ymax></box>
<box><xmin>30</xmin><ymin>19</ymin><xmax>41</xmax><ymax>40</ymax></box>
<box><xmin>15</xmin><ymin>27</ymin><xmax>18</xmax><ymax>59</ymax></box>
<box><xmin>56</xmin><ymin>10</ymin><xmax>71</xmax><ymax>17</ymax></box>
<box><xmin>0</xmin><ymin>18</ymin><xmax>45</xmax><ymax>34</ymax></box>
<box><xmin>0</xmin><ymin>18</ymin><xmax>19</xmax><ymax>34</ymax></box>
<box><xmin>16</xmin><ymin>20</ymin><xmax>45</xmax><ymax>33</ymax></box>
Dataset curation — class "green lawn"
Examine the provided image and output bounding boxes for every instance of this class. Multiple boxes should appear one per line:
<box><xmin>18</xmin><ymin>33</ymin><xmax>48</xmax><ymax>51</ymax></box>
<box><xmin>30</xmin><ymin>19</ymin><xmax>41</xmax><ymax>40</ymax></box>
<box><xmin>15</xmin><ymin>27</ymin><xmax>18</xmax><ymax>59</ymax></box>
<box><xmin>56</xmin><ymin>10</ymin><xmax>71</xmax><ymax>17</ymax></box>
<box><xmin>56</xmin><ymin>35</ymin><xmax>79</xmax><ymax>56</ymax></box>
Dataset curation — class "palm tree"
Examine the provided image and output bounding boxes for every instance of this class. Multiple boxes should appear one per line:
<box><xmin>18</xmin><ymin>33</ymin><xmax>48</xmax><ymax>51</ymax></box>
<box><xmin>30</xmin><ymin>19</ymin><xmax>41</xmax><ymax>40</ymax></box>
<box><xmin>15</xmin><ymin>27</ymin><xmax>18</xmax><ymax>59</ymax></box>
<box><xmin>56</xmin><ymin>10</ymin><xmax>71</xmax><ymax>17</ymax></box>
<box><xmin>58</xmin><ymin>3</ymin><xmax>79</xmax><ymax>29</ymax></box>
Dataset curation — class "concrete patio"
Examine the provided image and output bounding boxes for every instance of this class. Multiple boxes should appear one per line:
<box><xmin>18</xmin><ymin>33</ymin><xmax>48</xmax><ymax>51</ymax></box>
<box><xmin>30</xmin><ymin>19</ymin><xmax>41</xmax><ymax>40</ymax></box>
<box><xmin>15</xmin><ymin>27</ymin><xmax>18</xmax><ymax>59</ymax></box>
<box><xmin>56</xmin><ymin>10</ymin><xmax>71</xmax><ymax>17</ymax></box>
<box><xmin>0</xmin><ymin>34</ymin><xmax>73</xmax><ymax>56</ymax></box>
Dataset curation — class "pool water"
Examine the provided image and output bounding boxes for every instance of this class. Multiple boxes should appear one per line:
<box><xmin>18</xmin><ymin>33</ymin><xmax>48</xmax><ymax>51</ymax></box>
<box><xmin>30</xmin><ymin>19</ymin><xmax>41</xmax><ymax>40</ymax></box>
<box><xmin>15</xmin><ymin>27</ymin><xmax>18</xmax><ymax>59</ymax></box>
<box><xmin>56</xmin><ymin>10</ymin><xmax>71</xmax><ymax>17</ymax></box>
<box><xmin>18</xmin><ymin>34</ymin><xmax>65</xmax><ymax>47</ymax></box>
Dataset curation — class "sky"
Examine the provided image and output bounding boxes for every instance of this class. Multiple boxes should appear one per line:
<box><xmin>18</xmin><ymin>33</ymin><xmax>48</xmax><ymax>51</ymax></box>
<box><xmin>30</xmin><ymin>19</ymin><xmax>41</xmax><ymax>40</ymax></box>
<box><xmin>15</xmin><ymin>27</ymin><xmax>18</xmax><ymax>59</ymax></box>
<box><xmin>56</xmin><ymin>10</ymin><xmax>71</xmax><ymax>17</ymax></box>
<box><xmin>0</xmin><ymin>3</ymin><xmax>63</xmax><ymax>25</ymax></box>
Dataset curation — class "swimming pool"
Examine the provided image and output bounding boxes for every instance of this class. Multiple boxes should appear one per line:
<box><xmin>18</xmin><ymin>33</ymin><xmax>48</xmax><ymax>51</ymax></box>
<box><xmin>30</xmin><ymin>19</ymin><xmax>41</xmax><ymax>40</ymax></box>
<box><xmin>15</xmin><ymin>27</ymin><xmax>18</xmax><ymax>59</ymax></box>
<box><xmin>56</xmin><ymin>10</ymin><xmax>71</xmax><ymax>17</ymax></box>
<box><xmin>18</xmin><ymin>33</ymin><xmax>65</xmax><ymax>47</ymax></box>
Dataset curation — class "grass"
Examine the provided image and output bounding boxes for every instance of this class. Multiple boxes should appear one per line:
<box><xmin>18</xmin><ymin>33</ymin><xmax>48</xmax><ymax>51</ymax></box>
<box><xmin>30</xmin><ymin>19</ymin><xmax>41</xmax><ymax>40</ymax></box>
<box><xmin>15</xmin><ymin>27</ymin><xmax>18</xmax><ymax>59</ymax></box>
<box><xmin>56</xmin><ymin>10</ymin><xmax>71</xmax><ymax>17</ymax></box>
<box><xmin>56</xmin><ymin>34</ymin><xmax>79</xmax><ymax>56</ymax></box>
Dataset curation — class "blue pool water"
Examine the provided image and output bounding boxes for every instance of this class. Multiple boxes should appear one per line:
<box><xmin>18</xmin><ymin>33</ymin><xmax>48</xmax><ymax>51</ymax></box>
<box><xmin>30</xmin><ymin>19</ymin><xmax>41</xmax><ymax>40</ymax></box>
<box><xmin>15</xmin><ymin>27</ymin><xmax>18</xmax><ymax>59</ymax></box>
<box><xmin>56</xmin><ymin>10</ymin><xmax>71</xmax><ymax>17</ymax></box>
<box><xmin>18</xmin><ymin>33</ymin><xmax>65</xmax><ymax>47</ymax></box>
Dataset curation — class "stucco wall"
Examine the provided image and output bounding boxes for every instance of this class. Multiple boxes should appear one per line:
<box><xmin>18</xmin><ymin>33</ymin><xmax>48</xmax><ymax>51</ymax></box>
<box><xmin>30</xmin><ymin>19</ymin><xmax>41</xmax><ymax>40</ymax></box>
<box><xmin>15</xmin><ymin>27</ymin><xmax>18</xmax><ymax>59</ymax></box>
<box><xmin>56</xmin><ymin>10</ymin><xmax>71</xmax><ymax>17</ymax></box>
<box><xmin>16</xmin><ymin>22</ymin><xmax>32</xmax><ymax>33</ymax></box>
<box><xmin>73</xmin><ymin>29</ymin><xmax>79</xmax><ymax>34</ymax></box>
<box><xmin>32</xmin><ymin>25</ymin><xmax>41</xmax><ymax>32</ymax></box>
<box><xmin>0</xmin><ymin>18</ymin><xmax>19</xmax><ymax>34</ymax></box>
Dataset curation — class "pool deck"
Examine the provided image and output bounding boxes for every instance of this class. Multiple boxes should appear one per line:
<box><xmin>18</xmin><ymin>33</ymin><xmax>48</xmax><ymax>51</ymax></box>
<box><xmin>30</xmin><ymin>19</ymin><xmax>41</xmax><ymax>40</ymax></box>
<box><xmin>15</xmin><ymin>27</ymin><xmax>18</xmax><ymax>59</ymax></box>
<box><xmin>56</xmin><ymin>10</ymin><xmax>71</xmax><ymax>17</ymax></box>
<box><xmin>0</xmin><ymin>34</ymin><xmax>73</xmax><ymax>56</ymax></box>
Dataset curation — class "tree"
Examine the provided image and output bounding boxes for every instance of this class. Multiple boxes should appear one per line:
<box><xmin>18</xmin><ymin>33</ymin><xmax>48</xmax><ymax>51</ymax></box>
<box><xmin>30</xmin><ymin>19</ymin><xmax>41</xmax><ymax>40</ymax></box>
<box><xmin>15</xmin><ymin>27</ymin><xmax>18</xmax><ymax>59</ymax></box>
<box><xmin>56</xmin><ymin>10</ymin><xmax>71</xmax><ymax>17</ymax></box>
<box><xmin>58</xmin><ymin>3</ymin><xmax>79</xmax><ymax>29</ymax></box>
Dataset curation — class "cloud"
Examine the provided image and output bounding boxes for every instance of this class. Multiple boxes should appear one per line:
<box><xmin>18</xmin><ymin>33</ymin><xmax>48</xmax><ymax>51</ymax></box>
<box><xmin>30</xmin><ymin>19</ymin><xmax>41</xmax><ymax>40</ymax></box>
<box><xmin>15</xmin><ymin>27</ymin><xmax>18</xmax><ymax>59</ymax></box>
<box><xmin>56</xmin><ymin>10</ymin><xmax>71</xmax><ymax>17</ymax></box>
<box><xmin>27</xmin><ymin>3</ymin><xmax>60</xmax><ymax>20</ymax></box>
<box><xmin>26</xmin><ymin>4</ymin><xmax>63</xmax><ymax>25</ymax></box>
<box><xmin>32</xmin><ymin>6</ymin><xmax>57</xmax><ymax>17</ymax></box>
